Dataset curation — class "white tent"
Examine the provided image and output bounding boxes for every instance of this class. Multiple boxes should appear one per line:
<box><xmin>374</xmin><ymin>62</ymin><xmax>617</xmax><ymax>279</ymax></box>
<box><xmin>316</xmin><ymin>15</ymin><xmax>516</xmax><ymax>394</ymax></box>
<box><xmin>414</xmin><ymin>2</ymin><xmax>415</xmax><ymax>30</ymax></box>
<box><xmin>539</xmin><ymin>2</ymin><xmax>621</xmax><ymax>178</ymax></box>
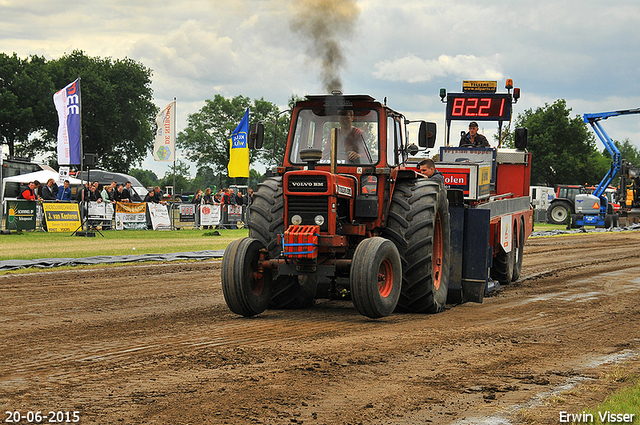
<box><xmin>2</xmin><ymin>169</ymin><xmax>83</xmax><ymax>201</ymax></box>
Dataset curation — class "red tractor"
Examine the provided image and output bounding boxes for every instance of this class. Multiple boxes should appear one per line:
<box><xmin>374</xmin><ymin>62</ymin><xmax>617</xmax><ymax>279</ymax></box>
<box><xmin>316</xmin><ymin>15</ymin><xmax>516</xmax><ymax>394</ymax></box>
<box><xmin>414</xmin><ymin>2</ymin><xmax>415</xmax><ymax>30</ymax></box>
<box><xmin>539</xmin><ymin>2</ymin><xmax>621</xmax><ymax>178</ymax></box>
<box><xmin>222</xmin><ymin>89</ymin><xmax>533</xmax><ymax>319</ymax></box>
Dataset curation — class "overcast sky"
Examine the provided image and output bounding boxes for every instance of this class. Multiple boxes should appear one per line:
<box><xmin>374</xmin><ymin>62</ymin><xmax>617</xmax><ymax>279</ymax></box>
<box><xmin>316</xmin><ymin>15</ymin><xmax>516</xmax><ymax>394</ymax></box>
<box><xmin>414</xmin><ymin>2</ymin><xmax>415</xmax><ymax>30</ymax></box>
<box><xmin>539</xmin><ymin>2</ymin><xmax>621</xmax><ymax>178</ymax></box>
<box><xmin>2</xmin><ymin>0</ymin><xmax>640</xmax><ymax>178</ymax></box>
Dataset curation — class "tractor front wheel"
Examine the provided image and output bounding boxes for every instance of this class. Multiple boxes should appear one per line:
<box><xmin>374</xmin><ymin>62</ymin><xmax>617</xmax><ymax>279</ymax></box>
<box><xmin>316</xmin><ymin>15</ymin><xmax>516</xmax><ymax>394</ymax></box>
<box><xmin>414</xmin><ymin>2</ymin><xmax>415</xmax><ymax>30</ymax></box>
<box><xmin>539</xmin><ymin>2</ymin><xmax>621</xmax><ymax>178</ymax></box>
<box><xmin>221</xmin><ymin>238</ymin><xmax>272</xmax><ymax>317</ymax></box>
<box><xmin>350</xmin><ymin>237</ymin><xmax>402</xmax><ymax>319</ymax></box>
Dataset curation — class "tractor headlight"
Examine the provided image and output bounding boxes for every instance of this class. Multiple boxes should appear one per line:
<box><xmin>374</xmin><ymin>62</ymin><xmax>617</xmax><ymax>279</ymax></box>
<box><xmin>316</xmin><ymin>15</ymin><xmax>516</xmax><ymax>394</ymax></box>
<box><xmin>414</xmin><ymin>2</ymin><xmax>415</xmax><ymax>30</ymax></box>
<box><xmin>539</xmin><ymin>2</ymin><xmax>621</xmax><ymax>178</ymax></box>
<box><xmin>291</xmin><ymin>214</ymin><xmax>303</xmax><ymax>225</ymax></box>
<box><xmin>314</xmin><ymin>215</ymin><xmax>325</xmax><ymax>226</ymax></box>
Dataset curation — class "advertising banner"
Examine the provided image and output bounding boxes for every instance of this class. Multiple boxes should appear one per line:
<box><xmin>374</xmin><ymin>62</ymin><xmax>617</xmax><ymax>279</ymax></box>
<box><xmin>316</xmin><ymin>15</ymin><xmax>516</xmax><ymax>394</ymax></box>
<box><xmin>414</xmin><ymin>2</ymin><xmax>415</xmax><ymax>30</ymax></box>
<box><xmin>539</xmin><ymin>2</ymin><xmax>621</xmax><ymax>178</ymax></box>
<box><xmin>200</xmin><ymin>204</ymin><xmax>221</xmax><ymax>227</ymax></box>
<box><xmin>148</xmin><ymin>203</ymin><xmax>171</xmax><ymax>230</ymax></box>
<box><xmin>4</xmin><ymin>200</ymin><xmax>37</xmax><ymax>231</ymax></box>
<box><xmin>227</xmin><ymin>205</ymin><xmax>243</xmax><ymax>222</ymax></box>
<box><xmin>115</xmin><ymin>202</ymin><xmax>147</xmax><ymax>230</ymax></box>
<box><xmin>88</xmin><ymin>201</ymin><xmax>114</xmax><ymax>220</ymax></box>
<box><xmin>180</xmin><ymin>203</ymin><xmax>196</xmax><ymax>222</ymax></box>
<box><xmin>42</xmin><ymin>202</ymin><xmax>81</xmax><ymax>232</ymax></box>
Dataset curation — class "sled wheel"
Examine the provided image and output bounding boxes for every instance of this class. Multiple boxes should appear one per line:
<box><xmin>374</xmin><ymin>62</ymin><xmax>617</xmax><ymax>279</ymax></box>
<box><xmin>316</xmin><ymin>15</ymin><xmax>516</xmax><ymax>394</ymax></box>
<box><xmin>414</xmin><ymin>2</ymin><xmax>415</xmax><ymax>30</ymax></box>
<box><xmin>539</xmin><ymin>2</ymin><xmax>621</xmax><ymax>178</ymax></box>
<box><xmin>511</xmin><ymin>220</ymin><xmax>525</xmax><ymax>281</ymax></box>
<box><xmin>350</xmin><ymin>237</ymin><xmax>402</xmax><ymax>319</ymax></box>
<box><xmin>221</xmin><ymin>238</ymin><xmax>271</xmax><ymax>317</ymax></box>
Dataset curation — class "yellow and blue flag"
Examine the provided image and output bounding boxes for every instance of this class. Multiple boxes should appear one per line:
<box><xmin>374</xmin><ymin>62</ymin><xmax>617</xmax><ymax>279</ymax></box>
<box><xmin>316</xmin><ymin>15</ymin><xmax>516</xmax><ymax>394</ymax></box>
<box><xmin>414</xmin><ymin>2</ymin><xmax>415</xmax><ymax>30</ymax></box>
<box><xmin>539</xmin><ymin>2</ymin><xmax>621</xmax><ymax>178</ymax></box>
<box><xmin>228</xmin><ymin>108</ymin><xmax>250</xmax><ymax>178</ymax></box>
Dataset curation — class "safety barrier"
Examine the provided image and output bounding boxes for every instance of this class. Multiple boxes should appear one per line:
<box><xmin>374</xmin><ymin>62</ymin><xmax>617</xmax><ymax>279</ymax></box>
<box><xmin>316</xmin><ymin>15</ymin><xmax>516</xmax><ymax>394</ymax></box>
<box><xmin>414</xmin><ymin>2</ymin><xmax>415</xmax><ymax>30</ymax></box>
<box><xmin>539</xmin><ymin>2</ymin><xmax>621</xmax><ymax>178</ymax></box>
<box><xmin>2</xmin><ymin>200</ymin><xmax>249</xmax><ymax>232</ymax></box>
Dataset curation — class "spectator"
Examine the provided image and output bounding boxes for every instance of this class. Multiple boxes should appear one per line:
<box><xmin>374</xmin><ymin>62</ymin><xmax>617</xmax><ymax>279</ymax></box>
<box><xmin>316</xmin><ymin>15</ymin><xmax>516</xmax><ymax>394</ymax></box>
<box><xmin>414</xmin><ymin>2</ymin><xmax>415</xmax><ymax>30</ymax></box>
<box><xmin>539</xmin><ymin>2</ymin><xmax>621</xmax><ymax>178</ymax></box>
<box><xmin>143</xmin><ymin>188</ymin><xmax>156</xmax><ymax>203</ymax></box>
<box><xmin>192</xmin><ymin>189</ymin><xmax>203</xmax><ymax>204</ymax></box>
<box><xmin>113</xmin><ymin>184</ymin><xmax>124</xmax><ymax>203</ymax></box>
<box><xmin>153</xmin><ymin>186</ymin><xmax>166</xmax><ymax>205</ymax></box>
<box><xmin>247</xmin><ymin>188</ymin><xmax>254</xmax><ymax>206</ymax></box>
<box><xmin>236</xmin><ymin>190</ymin><xmax>244</xmax><ymax>206</ymax></box>
<box><xmin>222</xmin><ymin>188</ymin><xmax>230</xmax><ymax>204</ymax></box>
<box><xmin>77</xmin><ymin>182</ymin><xmax>90</xmax><ymax>202</ymax></box>
<box><xmin>121</xmin><ymin>182</ymin><xmax>132</xmax><ymax>202</ymax></box>
<box><xmin>192</xmin><ymin>189</ymin><xmax>203</xmax><ymax>229</ymax></box>
<box><xmin>101</xmin><ymin>184</ymin><xmax>114</xmax><ymax>203</ymax></box>
<box><xmin>18</xmin><ymin>181</ymin><xmax>37</xmax><ymax>200</ymax></box>
<box><xmin>57</xmin><ymin>180</ymin><xmax>72</xmax><ymax>201</ymax></box>
<box><xmin>228</xmin><ymin>188</ymin><xmax>237</xmax><ymax>205</ymax></box>
<box><xmin>88</xmin><ymin>184</ymin><xmax>103</xmax><ymax>203</ymax></box>
<box><xmin>41</xmin><ymin>178</ymin><xmax>58</xmax><ymax>201</ymax></box>
<box><xmin>213</xmin><ymin>191</ymin><xmax>221</xmax><ymax>203</ymax></box>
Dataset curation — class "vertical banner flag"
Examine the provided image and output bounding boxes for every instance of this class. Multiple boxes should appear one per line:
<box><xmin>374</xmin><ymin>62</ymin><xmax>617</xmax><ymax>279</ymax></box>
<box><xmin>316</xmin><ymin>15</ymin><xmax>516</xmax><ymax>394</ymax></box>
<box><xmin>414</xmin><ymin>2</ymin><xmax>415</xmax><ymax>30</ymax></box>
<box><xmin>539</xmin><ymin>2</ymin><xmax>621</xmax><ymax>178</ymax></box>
<box><xmin>228</xmin><ymin>108</ymin><xmax>250</xmax><ymax>178</ymax></box>
<box><xmin>53</xmin><ymin>79</ymin><xmax>81</xmax><ymax>165</ymax></box>
<box><xmin>154</xmin><ymin>100</ymin><xmax>176</xmax><ymax>161</ymax></box>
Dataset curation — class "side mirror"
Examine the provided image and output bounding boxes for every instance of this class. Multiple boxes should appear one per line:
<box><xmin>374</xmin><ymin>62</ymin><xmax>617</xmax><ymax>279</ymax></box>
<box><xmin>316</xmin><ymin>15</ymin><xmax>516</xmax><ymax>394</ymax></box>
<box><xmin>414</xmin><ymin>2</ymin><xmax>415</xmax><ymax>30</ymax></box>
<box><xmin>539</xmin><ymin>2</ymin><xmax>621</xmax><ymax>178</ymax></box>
<box><xmin>249</xmin><ymin>123</ymin><xmax>265</xmax><ymax>149</ymax></box>
<box><xmin>418</xmin><ymin>121</ymin><xmax>437</xmax><ymax>149</ymax></box>
<box><xmin>514</xmin><ymin>127</ymin><xmax>528</xmax><ymax>150</ymax></box>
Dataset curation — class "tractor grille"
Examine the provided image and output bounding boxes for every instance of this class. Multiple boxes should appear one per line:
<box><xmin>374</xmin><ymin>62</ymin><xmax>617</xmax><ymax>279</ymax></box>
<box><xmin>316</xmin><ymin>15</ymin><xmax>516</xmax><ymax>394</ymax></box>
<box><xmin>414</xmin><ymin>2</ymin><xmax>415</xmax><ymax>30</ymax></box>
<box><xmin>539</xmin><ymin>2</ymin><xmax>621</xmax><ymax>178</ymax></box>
<box><xmin>287</xmin><ymin>196</ymin><xmax>329</xmax><ymax>232</ymax></box>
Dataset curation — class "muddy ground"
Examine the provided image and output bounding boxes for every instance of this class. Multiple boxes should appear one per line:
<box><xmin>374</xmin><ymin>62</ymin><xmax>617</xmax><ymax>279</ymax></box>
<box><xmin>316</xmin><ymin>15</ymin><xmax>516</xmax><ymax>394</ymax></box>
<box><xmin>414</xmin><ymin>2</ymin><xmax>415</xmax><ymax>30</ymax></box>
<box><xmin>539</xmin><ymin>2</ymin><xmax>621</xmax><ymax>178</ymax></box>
<box><xmin>1</xmin><ymin>231</ymin><xmax>640</xmax><ymax>424</ymax></box>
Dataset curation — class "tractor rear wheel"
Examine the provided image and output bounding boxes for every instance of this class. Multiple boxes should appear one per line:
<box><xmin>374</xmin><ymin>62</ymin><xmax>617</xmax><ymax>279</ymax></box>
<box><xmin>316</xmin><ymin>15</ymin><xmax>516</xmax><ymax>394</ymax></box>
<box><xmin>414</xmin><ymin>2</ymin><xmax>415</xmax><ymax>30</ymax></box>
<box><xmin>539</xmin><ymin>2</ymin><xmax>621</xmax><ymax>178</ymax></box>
<box><xmin>221</xmin><ymin>238</ymin><xmax>272</xmax><ymax>317</ymax></box>
<box><xmin>248</xmin><ymin>176</ymin><xmax>317</xmax><ymax>309</ymax></box>
<box><xmin>350</xmin><ymin>237</ymin><xmax>402</xmax><ymax>318</ymax></box>
<box><xmin>384</xmin><ymin>179</ymin><xmax>450</xmax><ymax>313</ymax></box>
<box><xmin>547</xmin><ymin>202</ymin><xmax>571</xmax><ymax>225</ymax></box>
<box><xmin>248</xmin><ymin>177</ymin><xmax>284</xmax><ymax>259</ymax></box>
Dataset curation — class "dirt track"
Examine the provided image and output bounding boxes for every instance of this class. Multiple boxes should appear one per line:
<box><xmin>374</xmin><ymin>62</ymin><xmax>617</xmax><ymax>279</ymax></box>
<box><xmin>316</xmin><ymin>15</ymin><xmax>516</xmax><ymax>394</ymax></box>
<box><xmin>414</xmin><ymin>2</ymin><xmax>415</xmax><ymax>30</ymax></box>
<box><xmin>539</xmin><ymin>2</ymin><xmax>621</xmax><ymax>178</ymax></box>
<box><xmin>2</xmin><ymin>231</ymin><xmax>640</xmax><ymax>425</ymax></box>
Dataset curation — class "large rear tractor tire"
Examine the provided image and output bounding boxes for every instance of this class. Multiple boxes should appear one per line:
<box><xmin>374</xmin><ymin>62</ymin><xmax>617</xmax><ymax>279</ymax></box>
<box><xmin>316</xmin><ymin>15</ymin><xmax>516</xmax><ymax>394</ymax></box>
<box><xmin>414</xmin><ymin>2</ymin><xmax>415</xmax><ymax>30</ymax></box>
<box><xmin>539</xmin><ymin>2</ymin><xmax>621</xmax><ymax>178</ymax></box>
<box><xmin>384</xmin><ymin>179</ymin><xmax>450</xmax><ymax>313</ymax></box>
<box><xmin>350</xmin><ymin>237</ymin><xmax>402</xmax><ymax>319</ymax></box>
<box><xmin>221</xmin><ymin>238</ymin><xmax>272</xmax><ymax>317</ymax></box>
<box><xmin>248</xmin><ymin>177</ymin><xmax>284</xmax><ymax>259</ymax></box>
<box><xmin>547</xmin><ymin>202</ymin><xmax>571</xmax><ymax>225</ymax></box>
<box><xmin>248</xmin><ymin>176</ymin><xmax>317</xmax><ymax>309</ymax></box>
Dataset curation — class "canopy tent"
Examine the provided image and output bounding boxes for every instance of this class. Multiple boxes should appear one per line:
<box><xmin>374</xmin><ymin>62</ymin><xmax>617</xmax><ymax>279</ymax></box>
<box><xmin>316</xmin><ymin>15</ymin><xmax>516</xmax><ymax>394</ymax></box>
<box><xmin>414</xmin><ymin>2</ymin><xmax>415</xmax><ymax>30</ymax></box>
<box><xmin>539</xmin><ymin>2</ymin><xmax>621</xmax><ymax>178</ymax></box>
<box><xmin>2</xmin><ymin>169</ymin><xmax>83</xmax><ymax>201</ymax></box>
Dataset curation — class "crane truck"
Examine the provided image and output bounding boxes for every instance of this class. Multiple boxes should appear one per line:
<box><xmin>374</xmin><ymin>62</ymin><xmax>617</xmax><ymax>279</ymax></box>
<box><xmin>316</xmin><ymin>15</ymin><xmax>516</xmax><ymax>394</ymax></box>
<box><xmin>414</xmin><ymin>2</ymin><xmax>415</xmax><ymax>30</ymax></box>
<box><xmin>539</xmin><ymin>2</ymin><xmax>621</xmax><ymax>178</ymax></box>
<box><xmin>221</xmin><ymin>80</ymin><xmax>533</xmax><ymax>319</ymax></box>
<box><xmin>572</xmin><ymin>109</ymin><xmax>640</xmax><ymax>227</ymax></box>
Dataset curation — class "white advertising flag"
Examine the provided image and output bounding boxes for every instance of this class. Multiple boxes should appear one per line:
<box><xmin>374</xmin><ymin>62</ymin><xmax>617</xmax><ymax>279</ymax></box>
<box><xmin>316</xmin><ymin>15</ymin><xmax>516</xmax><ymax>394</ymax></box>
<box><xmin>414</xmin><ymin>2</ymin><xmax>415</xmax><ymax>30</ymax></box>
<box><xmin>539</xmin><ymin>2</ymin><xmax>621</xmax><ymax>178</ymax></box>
<box><xmin>153</xmin><ymin>100</ymin><xmax>176</xmax><ymax>161</ymax></box>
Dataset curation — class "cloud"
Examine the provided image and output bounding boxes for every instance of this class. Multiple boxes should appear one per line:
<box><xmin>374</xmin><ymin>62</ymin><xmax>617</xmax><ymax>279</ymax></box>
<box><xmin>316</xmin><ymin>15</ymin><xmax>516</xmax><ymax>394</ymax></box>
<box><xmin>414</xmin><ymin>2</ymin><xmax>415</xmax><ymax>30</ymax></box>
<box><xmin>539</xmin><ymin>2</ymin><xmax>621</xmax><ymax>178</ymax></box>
<box><xmin>372</xmin><ymin>54</ymin><xmax>504</xmax><ymax>83</ymax></box>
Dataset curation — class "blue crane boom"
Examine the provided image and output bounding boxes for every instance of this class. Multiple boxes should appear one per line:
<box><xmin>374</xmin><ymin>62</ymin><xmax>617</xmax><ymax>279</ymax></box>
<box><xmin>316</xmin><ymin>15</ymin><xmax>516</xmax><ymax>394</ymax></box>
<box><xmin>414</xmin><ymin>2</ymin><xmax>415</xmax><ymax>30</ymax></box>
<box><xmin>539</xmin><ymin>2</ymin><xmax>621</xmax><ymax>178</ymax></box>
<box><xmin>583</xmin><ymin>108</ymin><xmax>640</xmax><ymax>198</ymax></box>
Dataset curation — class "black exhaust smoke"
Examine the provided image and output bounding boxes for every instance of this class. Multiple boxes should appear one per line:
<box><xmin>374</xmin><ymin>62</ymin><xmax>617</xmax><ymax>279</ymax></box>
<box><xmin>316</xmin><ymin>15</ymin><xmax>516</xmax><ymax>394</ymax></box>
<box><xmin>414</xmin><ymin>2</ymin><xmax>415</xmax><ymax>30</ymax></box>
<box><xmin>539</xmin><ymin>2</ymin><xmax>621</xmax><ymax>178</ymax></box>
<box><xmin>288</xmin><ymin>0</ymin><xmax>361</xmax><ymax>93</ymax></box>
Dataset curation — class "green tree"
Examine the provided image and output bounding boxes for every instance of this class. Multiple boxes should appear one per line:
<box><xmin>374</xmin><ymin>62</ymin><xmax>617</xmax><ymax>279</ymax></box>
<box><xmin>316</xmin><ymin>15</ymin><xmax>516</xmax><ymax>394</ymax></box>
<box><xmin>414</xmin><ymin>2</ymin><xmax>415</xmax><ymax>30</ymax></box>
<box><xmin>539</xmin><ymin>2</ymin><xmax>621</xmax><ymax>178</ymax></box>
<box><xmin>159</xmin><ymin>160</ymin><xmax>193</xmax><ymax>195</ymax></box>
<box><xmin>191</xmin><ymin>166</ymin><xmax>217</xmax><ymax>192</ymax></box>
<box><xmin>0</xmin><ymin>53</ymin><xmax>54</xmax><ymax>157</ymax></box>
<box><xmin>505</xmin><ymin>99</ymin><xmax>608</xmax><ymax>186</ymax></box>
<box><xmin>130</xmin><ymin>168</ymin><xmax>159</xmax><ymax>188</ymax></box>
<box><xmin>177</xmin><ymin>94</ymin><xmax>284</xmax><ymax>178</ymax></box>
<box><xmin>25</xmin><ymin>50</ymin><xmax>157</xmax><ymax>172</ymax></box>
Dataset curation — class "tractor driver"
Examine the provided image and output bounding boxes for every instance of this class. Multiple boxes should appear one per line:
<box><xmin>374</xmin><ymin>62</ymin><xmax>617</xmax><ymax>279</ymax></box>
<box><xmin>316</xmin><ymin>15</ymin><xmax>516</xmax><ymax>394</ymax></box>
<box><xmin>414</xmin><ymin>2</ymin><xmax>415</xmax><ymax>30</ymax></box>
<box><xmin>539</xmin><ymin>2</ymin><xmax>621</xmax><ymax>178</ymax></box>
<box><xmin>322</xmin><ymin>110</ymin><xmax>370</xmax><ymax>163</ymax></box>
<box><xmin>459</xmin><ymin>121</ymin><xmax>490</xmax><ymax>147</ymax></box>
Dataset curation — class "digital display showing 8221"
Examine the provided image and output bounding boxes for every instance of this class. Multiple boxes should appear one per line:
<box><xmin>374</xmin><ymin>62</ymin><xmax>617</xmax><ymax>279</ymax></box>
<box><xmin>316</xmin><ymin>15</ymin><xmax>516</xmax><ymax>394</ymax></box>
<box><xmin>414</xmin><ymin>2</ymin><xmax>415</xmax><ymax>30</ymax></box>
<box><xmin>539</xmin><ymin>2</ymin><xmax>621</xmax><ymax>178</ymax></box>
<box><xmin>446</xmin><ymin>93</ymin><xmax>512</xmax><ymax>121</ymax></box>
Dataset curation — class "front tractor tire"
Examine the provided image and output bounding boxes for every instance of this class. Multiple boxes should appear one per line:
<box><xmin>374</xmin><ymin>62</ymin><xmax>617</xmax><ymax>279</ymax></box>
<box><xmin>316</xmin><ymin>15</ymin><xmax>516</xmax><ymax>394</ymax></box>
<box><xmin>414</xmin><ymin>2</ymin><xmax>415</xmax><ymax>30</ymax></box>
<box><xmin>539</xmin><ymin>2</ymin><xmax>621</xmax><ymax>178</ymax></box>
<box><xmin>221</xmin><ymin>238</ymin><xmax>272</xmax><ymax>317</ymax></box>
<box><xmin>384</xmin><ymin>179</ymin><xmax>450</xmax><ymax>313</ymax></box>
<box><xmin>350</xmin><ymin>237</ymin><xmax>402</xmax><ymax>319</ymax></box>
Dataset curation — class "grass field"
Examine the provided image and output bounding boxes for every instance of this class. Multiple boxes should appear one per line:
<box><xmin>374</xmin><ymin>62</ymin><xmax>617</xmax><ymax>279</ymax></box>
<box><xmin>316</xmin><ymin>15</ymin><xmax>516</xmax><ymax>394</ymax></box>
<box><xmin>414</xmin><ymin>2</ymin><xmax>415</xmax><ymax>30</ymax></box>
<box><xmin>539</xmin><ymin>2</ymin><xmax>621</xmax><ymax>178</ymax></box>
<box><xmin>0</xmin><ymin>222</ymin><xmax>580</xmax><ymax>262</ymax></box>
<box><xmin>0</xmin><ymin>228</ymin><xmax>249</xmax><ymax>261</ymax></box>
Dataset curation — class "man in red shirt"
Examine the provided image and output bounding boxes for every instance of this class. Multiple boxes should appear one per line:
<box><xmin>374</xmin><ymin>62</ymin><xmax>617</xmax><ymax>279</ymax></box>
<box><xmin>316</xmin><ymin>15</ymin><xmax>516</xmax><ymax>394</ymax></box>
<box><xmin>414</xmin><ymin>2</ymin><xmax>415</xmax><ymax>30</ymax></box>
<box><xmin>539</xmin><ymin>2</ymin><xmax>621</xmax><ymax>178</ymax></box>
<box><xmin>19</xmin><ymin>182</ymin><xmax>37</xmax><ymax>200</ymax></box>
